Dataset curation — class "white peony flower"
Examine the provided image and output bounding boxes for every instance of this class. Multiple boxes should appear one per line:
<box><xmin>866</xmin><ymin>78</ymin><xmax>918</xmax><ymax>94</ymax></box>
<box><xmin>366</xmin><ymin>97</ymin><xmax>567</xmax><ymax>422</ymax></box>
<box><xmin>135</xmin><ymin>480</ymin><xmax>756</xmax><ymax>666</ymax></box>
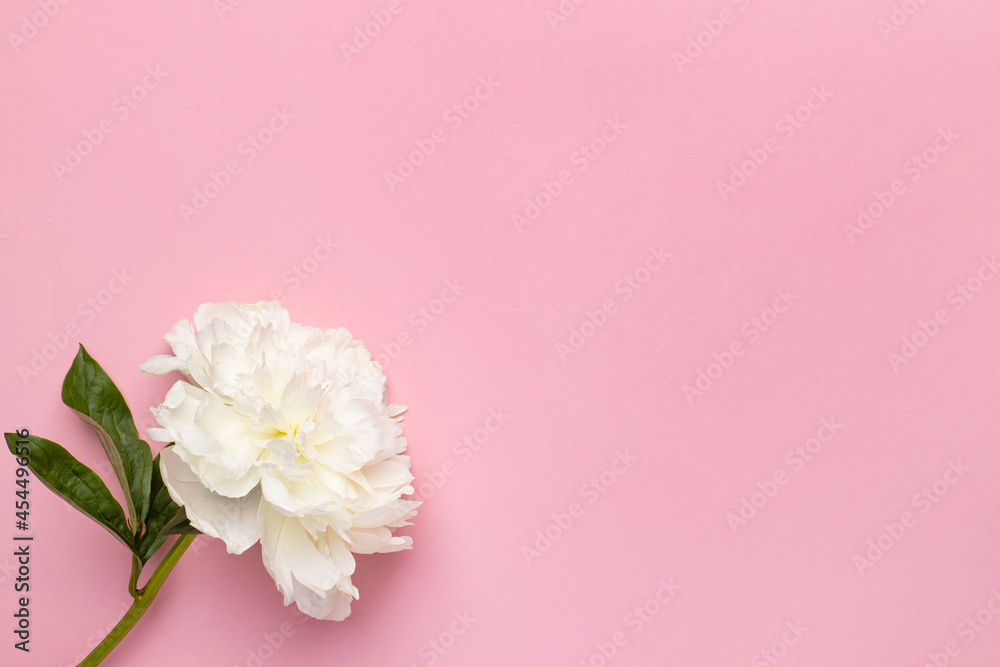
<box><xmin>140</xmin><ymin>301</ymin><xmax>418</xmax><ymax>620</ymax></box>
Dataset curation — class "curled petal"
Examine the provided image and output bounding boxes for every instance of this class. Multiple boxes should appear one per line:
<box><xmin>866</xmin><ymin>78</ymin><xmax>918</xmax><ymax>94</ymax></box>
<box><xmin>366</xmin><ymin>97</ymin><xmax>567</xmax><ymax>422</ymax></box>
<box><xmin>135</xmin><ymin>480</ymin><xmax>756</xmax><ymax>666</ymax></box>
<box><xmin>159</xmin><ymin>447</ymin><xmax>261</xmax><ymax>554</ymax></box>
<box><xmin>138</xmin><ymin>354</ymin><xmax>186</xmax><ymax>376</ymax></box>
<box><xmin>290</xmin><ymin>579</ymin><xmax>355</xmax><ymax>621</ymax></box>
<box><xmin>259</xmin><ymin>504</ymin><xmax>351</xmax><ymax>608</ymax></box>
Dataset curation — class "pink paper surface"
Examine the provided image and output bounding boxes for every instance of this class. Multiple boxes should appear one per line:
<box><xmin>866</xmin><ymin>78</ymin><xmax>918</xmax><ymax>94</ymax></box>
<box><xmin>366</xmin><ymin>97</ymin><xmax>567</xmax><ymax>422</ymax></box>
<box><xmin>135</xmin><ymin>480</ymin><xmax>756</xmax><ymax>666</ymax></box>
<box><xmin>2</xmin><ymin>1</ymin><xmax>1000</xmax><ymax>665</ymax></box>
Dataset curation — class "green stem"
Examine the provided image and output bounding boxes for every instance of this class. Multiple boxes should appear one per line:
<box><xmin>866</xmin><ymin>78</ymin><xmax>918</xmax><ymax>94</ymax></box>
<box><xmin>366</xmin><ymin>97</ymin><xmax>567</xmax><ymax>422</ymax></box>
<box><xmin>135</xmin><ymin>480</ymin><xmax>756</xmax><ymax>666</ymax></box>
<box><xmin>128</xmin><ymin>555</ymin><xmax>141</xmax><ymax>598</ymax></box>
<box><xmin>77</xmin><ymin>535</ymin><xmax>197</xmax><ymax>667</ymax></box>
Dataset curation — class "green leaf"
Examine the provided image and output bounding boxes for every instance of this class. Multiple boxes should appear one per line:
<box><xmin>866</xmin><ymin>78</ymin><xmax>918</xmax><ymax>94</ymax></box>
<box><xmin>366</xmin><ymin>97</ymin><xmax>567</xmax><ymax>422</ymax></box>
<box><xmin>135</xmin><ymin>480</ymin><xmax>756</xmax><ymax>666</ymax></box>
<box><xmin>164</xmin><ymin>518</ymin><xmax>200</xmax><ymax>535</ymax></box>
<box><xmin>61</xmin><ymin>345</ymin><xmax>153</xmax><ymax>532</ymax></box>
<box><xmin>138</xmin><ymin>452</ymin><xmax>199</xmax><ymax>563</ymax></box>
<box><xmin>5</xmin><ymin>433</ymin><xmax>135</xmax><ymax>553</ymax></box>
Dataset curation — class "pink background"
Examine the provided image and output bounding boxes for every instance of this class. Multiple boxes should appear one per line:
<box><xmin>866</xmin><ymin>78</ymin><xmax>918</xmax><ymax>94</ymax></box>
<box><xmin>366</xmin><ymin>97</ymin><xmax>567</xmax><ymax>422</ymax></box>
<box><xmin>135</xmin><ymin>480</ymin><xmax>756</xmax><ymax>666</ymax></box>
<box><xmin>3</xmin><ymin>1</ymin><xmax>1000</xmax><ymax>665</ymax></box>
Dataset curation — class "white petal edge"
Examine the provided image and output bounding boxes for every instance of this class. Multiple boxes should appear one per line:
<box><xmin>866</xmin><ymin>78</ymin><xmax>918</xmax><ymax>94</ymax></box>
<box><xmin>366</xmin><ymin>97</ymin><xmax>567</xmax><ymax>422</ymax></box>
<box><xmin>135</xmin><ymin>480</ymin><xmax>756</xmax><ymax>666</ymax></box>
<box><xmin>139</xmin><ymin>355</ymin><xmax>186</xmax><ymax>375</ymax></box>
<box><xmin>290</xmin><ymin>578</ymin><xmax>354</xmax><ymax>621</ymax></box>
<box><xmin>258</xmin><ymin>503</ymin><xmax>345</xmax><ymax>600</ymax></box>
<box><xmin>159</xmin><ymin>446</ymin><xmax>261</xmax><ymax>554</ymax></box>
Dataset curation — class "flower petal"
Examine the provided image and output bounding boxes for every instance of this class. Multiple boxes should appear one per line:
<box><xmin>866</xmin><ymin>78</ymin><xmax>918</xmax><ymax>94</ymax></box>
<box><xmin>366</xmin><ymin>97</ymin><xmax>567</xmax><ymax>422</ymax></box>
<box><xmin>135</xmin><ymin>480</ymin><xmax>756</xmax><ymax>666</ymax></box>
<box><xmin>290</xmin><ymin>578</ymin><xmax>355</xmax><ymax>621</ymax></box>
<box><xmin>258</xmin><ymin>504</ymin><xmax>346</xmax><ymax>600</ymax></box>
<box><xmin>159</xmin><ymin>447</ymin><xmax>261</xmax><ymax>554</ymax></box>
<box><xmin>138</xmin><ymin>354</ymin><xmax>186</xmax><ymax>376</ymax></box>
